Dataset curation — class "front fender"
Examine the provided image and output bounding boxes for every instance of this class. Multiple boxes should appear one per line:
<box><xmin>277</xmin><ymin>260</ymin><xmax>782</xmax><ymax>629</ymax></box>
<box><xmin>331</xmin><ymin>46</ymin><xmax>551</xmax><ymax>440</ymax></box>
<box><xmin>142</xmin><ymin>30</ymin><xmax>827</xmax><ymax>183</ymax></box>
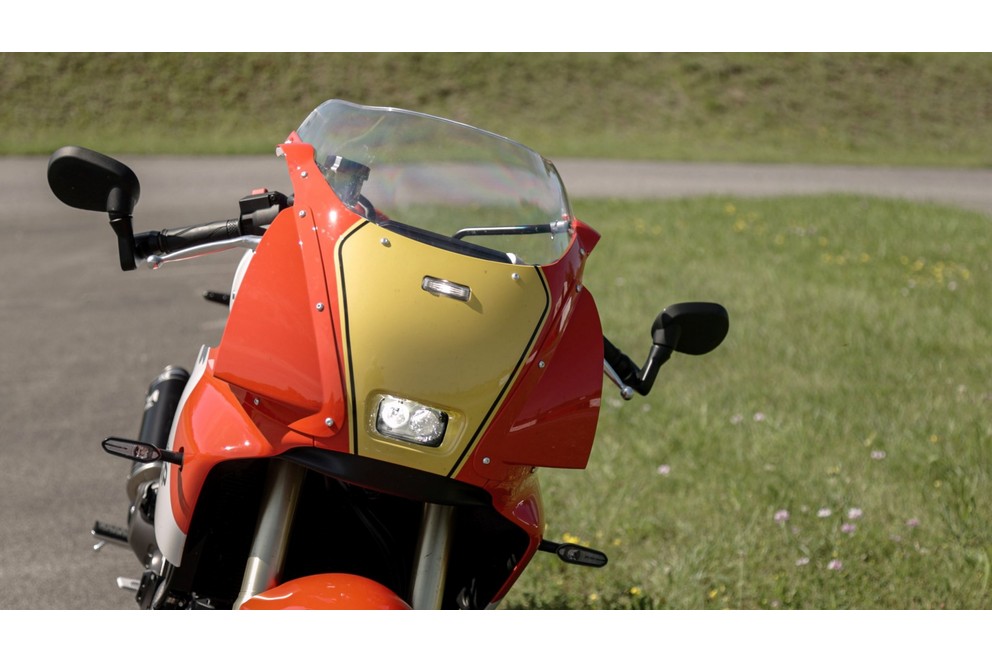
<box><xmin>239</xmin><ymin>573</ymin><xmax>411</xmax><ymax>610</ymax></box>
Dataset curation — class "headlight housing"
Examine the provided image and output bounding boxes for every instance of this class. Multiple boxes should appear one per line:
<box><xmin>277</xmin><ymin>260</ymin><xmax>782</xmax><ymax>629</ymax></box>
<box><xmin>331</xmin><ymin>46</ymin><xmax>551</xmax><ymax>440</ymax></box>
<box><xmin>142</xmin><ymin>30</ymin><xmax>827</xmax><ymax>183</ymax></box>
<box><xmin>375</xmin><ymin>395</ymin><xmax>448</xmax><ymax>447</ymax></box>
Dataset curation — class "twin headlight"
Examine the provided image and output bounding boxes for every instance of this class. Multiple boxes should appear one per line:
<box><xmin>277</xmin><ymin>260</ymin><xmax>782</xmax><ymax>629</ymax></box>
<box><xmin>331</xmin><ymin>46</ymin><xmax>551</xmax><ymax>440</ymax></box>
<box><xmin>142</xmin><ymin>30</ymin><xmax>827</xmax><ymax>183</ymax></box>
<box><xmin>375</xmin><ymin>395</ymin><xmax>448</xmax><ymax>447</ymax></box>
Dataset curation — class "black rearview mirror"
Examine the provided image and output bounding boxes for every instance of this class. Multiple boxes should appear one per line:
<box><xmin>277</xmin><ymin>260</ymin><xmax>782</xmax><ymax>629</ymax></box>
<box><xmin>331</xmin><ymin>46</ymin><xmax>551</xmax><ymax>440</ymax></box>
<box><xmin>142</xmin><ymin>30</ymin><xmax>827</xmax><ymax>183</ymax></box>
<box><xmin>652</xmin><ymin>302</ymin><xmax>729</xmax><ymax>355</ymax></box>
<box><xmin>47</xmin><ymin>146</ymin><xmax>142</xmax><ymax>271</ymax></box>
<box><xmin>47</xmin><ymin>146</ymin><xmax>140</xmax><ymax>217</ymax></box>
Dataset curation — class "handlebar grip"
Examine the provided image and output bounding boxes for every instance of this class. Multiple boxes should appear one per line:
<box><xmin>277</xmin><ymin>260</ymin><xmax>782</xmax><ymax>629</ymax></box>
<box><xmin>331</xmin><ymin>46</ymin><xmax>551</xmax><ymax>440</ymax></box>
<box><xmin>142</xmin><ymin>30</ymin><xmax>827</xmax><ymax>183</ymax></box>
<box><xmin>129</xmin><ymin>191</ymin><xmax>289</xmax><ymax>262</ymax></box>
<box><xmin>157</xmin><ymin>218</ymin><xmax>245</xmax><ymax>253</ymax></box>
<box><xmin>133</xmin><ymin>218</ymin><xmax>244</xmax><ymax>259</ymax></box>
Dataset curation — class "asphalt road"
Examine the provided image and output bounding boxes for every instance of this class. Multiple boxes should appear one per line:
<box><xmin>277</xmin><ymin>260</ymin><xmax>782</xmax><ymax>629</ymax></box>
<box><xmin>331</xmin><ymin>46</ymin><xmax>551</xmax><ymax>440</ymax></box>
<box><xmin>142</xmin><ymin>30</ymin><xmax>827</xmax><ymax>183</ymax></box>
<box><xmin>1</xmin><ymin>155</ymin><xmax>989</xmax><ymax>609</ymax></box>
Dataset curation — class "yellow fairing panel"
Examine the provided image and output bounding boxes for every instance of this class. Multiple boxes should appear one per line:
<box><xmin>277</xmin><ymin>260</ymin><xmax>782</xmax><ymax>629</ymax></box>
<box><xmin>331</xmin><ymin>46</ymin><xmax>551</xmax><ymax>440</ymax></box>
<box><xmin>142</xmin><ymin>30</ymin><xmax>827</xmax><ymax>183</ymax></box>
<box><xmin>336</xmin><ymin>223</ymin><xmax>549</xmax><ymax>475</ymax></box>
<box><xmin>336</xmin><ymin>222</ymin><xmax>550</xmax><ymax>477</ymax></box>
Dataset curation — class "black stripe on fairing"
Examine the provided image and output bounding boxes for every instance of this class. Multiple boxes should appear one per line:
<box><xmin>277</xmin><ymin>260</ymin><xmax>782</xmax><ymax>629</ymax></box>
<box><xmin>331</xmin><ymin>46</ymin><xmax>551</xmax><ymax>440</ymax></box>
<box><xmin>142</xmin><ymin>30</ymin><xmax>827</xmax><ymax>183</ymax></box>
<box><xmin>336</xmin><ymin>220</ymin><xmax>371</xmax><ymax>455</ymax></box>
<box><xmin>446</xmin><ymin>265</ymin><xmax>551</xmax><ymax>478</ymax></box>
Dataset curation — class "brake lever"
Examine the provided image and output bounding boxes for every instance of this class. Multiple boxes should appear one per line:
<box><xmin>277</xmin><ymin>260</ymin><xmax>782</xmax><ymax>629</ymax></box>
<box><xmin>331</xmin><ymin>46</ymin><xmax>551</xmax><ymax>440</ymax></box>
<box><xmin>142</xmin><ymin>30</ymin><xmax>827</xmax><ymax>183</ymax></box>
<box><xmin>145</xmin><ymin>235</ymin><xmax>261</xmax><ymax>269</ymax></box>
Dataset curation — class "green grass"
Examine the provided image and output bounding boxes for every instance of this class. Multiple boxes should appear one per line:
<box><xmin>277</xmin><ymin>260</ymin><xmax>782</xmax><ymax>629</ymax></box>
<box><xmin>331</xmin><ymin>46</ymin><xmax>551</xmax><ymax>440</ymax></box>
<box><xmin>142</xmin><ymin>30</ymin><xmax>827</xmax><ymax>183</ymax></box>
<box><xmin>3</xmin><ymin>52</ymin><xmax>992</xmax><ymax>166</ymax></box>
<box><xmin>501</xmin><ymin>195</ymin><xmax>992</xmax><ymax>609</ymax></box>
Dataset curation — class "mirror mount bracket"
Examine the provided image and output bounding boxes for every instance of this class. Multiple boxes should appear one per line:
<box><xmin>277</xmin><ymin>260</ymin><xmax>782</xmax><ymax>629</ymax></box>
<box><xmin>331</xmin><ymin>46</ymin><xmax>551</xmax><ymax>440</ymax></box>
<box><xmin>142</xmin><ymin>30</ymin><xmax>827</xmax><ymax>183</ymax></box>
<box><xmin>109</xmin><ymin>214</ymin><xmax>137</xmax><ymax>271</ymax></box>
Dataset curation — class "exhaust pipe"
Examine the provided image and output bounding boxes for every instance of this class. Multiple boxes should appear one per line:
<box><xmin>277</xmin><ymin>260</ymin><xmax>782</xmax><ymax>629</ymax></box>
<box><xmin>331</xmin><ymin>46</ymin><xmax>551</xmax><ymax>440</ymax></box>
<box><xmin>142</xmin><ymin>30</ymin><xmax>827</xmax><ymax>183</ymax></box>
<box><xmin>125</xmin><ymin>366</ymin><xmax>189</xmax><ymax>502</ymax></box>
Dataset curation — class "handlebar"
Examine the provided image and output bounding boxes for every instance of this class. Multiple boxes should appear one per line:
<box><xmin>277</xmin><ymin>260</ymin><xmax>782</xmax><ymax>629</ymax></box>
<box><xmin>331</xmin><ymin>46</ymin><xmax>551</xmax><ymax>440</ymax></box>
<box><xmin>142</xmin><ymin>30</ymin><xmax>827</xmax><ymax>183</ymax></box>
<box><xmin>134</xmin><ymin>218</ymin><xmax>246</xmax><ymax>259</ymax></box>
<box><xmin>131</xmin><ymin>190</ymin><xmax>289</xmax><ymax>264</ymax></box>
<box><xmin>604</xmin><ymin>337</ymin><xmax>673</xmax><ymax>398</ymax></box>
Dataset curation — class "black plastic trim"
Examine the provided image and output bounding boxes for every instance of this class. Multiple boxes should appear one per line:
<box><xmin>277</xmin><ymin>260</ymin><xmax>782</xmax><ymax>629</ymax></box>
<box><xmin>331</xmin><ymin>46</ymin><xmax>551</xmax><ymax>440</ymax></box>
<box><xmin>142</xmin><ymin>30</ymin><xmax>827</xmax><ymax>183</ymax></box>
<box><xmin>377</xmin><ymin>220</ymin><xmax>512</xmax><ymax>264</ymax></box>
<box><xmin>280</xmin><ymin>447</ymin><xmax>492</xmax><ymax>507</ymax></box>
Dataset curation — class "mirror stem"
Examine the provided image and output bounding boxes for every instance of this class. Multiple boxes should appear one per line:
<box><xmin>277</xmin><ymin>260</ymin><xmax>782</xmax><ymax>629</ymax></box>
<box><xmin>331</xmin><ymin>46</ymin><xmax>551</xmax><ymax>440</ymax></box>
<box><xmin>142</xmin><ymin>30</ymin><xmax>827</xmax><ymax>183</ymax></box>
<box><xmin>604</xmin><ymin>337</ymin><xmax>673</xmax><ymax>397</ymax></box>
<box><xmin>636</xmin><ymin>343</ymin><xmax>673</xmax><ymax>395</ymax></box>
<box><xmin>109</xmin><ymin>216</ymin><xmax>137</xmax><ymax>271</ymax></box>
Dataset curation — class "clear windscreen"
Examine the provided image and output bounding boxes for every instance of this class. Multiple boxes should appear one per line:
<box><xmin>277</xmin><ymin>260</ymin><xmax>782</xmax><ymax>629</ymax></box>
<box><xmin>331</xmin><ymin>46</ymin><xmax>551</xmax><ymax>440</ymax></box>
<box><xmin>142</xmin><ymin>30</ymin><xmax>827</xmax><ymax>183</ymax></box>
<box><xmin>295</xmin><ymin>99</ymin><xmax>573</xmax><ymax>265</ymax></box>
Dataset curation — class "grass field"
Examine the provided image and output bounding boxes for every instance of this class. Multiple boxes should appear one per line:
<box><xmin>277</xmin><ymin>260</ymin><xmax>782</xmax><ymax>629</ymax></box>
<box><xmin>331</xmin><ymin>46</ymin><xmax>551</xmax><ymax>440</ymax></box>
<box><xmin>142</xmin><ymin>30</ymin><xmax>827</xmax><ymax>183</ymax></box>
<box><xmin>3</xmin><ymin>52</ymin><xmax>992</xmax><ymax>166</ymax></box>
<box><xmin>501</xmin><ymin>195</ymin><xmax>991</xmax><ymax>609</ymax></box>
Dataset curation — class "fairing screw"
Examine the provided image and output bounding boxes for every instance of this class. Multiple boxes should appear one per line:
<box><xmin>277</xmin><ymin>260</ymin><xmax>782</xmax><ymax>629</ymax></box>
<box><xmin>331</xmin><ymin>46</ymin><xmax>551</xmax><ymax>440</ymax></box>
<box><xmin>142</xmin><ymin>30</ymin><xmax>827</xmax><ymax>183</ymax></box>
<box><xmin>538</xmin><ymin>360</ymin><xmax>546</xmax><ymax>368</ymax></box>
<box><xmin>325</xmin><ymin>418</ymin><xmax>335</xmax><ymax>428</ymax></box>
<box><xmin>253</xmin><ymin>397</ymin><xmax>260</xmax><ymax>406</ymax></box>
<box><xmin>301</xmin><ymin>171</ymin><xmax>309</xmax><ymax>179</ymax></box>
<box><xmin>511</xmin><ymin>273</ymin><xmax>520</xmax><ymax>281</ymax></box>
<box><xmin>576</xmin><ymin>283</ymin><xmax>583</xmax><ymax>292</ymax></box>
<box><xmin>298</xmin><ymin>210</ymin><xmax>307</xmax><ymax>218</ymax></box>
<box><xmin>315</xmin><ymin>302</ymin><xmax>325</xmax><ymax>312</ymax></box>
<box><xmin>380</xmin><ymin>238</ymin><xmax>391</xmax><ymax>247</ymax></box>
<box><xmin>482</xmin><ymin>457</ymin><xmax>491</xmax><ymax>465</ymax></box>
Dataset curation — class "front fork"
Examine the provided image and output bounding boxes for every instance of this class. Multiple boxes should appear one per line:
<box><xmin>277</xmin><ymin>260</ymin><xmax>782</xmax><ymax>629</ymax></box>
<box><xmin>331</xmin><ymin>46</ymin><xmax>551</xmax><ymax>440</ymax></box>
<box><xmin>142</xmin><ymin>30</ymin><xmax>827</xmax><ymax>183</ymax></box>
<box><xmin>410</xmin><ymin>503</ymin><xmax>455</xmax><ymax>609</ymax></box>
<box><xmin>232</xmin><ymin>460</ymin><xmax>306</xmax><ymax>609</ymax></box>
<box><xmin>233</xmin><ymin>459</ymin><xmax>456</xmax><ymax>609</ymax></box>
<box><xmin>98</xmin><ymin>367</ymin><xmax>456</xmax><ymax>609</ymax></box>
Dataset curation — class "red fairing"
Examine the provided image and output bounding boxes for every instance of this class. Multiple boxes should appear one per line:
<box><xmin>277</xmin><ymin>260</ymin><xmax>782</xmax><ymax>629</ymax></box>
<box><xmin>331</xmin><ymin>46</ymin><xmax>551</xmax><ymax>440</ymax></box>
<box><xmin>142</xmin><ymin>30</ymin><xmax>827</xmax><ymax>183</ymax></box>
<box><xmin>239</xmin><ymin>574</ymin><xmax>411</xmax><ymax>610</ymax></box>
<box><xmin>452</xmin><ymin>221</ymin><xmax>604</xmax><ymax>605</ymax></box>
<box><xmin>166</xmin><ymin>353</ymin><xmax>315</xmax><ymax>534</ymax></box>
<box><xmin>461</xmin><ymin>221</ymin><xmax>604</xmax><ymax>483</ymax></box>
<box><xmin>487</xmin><ymin>286</ymin><xmax>603</xmax><ymax>468</ymax></box>
<box><xmin>212</xmin><ymin>146</ymin><xmax>354</xmax><ymax>441</ymax></box>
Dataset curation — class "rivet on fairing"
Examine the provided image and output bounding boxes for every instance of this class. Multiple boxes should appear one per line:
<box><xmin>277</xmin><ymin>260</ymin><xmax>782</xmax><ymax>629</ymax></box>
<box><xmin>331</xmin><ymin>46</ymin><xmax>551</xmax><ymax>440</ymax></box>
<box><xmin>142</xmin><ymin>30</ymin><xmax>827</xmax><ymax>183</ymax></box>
<box><xmin>380</xmin><ymin>238</ymin><xmax>391</xmax><ymax>247</ymax></box>
<box><xmin>482</xmin><ymin>457</ymin><xmax>491</xmax><ymax>465</ymax></box>
<box><xmin>538</xmin><ymin>361</ymin><xmax>546</xmax><ymax>368</ymax></box>
<box><xmin>325</xmin><ymin>418</ymin><xmax>335</xmax><ymax>428</ymax></box>
<box><xmin>511</xmin><ymin>273</ymin><xmax>520</xmax><ymax>281</ymax></box>
<box><xmin>315</xmin><ymin>303</ymin><xmax>325</xmax><ymax>312</ymax></box>
<box><xmin>301</xmin><ymin>171</ymin><xmax>309</xmax><ymax>179</ymax></box>
<box><xmin>298</xmin><ymin>210</ymin><xmax>307</xmax><ymax>218</ymax></box>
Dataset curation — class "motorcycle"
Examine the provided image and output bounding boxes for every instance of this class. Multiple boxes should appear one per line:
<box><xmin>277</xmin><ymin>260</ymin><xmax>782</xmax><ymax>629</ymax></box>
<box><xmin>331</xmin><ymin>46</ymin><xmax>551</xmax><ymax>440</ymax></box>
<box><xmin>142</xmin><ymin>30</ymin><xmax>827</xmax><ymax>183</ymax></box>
<box><xmin>47</xmin><ymin>99</ymin><xmax>728</xmax><ymax>609</ymax></box>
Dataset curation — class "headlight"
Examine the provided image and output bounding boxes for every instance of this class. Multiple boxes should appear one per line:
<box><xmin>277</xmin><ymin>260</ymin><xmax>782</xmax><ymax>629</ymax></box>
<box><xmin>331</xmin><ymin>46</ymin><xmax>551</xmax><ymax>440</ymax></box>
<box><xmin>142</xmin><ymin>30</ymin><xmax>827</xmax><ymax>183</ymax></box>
<box><xmin>375</xmin><ymin>395</ymin><xmax>448</xmax><ymax>447</ymax></box>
